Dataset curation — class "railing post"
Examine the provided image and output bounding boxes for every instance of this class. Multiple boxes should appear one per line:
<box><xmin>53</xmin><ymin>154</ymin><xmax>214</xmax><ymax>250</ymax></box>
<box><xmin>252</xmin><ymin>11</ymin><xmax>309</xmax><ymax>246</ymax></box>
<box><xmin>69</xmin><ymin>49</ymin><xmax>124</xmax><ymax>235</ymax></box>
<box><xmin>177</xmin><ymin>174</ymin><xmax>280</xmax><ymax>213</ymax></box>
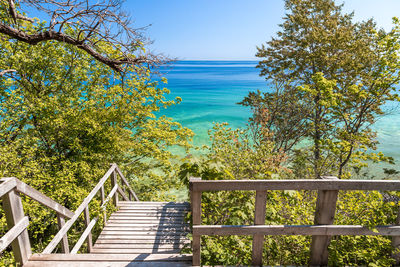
<box><xmin>111</xmin><ymin>168</ymin><xmax>118</xmax><ymax>206</ymax></box>
<box><xmin>251</xmin><ymin>190</ymin><xmax>267</xmax><ymax>266</ymax></box>
<box><xmin>310</xmin><ymin>176</ymin><xmax>339</xmax><ymax>266</ymax></box>
<box><xmin>100</xmin><ymin>185</ymin><xmax>107</xmax><ymax>226</ymax></box>
<box><xmin>392</xmin><ymin>208</ymin><xmax>400</xmax><ymax>264</ymax></box>
<box><xmin>57</xmin><ymin>213</ymin><xmax>69</xmax><ymax>253</ymax></box>
<box><xmin>190</xmin><ymin>177</ymin><xmax>202</xmax><ymax>266</ymax></box>
<box><xmin>84</xmin><ymin>206</ymin><xmax>93</xmax><ymax>252</ymax></box>
<box><xmin>2</xmin><ymin>188</ymin><xmax>32</xmax><ymax>265</ymax></box>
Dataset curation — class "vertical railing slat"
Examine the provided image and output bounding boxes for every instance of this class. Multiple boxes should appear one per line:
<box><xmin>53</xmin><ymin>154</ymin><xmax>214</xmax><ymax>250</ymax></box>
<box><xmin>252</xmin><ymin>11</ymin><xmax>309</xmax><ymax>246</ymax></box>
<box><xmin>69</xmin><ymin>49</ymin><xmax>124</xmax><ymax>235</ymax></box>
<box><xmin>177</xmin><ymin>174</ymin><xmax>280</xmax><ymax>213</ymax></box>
<box><xmin>83</xmin><ymin>206</ymin><xmax>93</xmax><ymax>252</ymax></box>
<box><xmin>111</xmin><ymin>169</ymin><xmax>118</xmax><ymax>206</ymax></box>
<box><xmin>392</xmin><ymin>208</ymin><xmax>400</xmax><ymax>264</ymax></box>
<box><xmin>310</xmin><ymin>176</ymin><xmax>339</xmax><ymax>265</ymax></box>
<box><xmin>251</xmin><ymin>190</ymin><xmax>267</xmax><ymax>266</ymax></box>
<box><xmin>2</xmin><ymin>189</ymin><xmax>32</xmax><ymax>265</ymax></box>
<box><xmin>190</xmin><ymin>177</ymin><xmax>202</xmax><ymax>266</ymax></box>
<box><xmin>57</xmin><ymin>214</ymin><xmax>69</xmax><ymax>253</ymax></box>
<box><xmin>100</xmin><ymin>185</ymin><xmax>107</xmax><ymax>226</ymax></box>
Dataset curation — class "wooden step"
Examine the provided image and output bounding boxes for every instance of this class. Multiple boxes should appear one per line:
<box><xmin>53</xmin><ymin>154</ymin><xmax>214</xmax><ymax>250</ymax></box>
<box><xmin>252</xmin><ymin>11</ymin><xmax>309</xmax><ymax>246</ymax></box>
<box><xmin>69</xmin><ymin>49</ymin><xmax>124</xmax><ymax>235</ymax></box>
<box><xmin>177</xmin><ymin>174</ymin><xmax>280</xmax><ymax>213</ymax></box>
<box><xmin>98</xmin><ymin>231</ymin><xmax>188</xmax><ymax>236</ymax></box>
<box><xmin>25</xmin><ymin>261</ymin><xmax>191</xmax><ymax>267</ymax></box>
<box><xmin>27</xmin><ymin>253</ymin><xmax>192</xmax><ymax>262</ymax></box>
<box><xmin>92</xmin><ymin>248</ymin><xmax>183</xmax><ymax>254</ymax></box>
<box><xmin>118</xmin><ymin>201</ymin><xmax>190</xmax><ymax>206</ymax></box>
<box><xmin>110</xmin><ymin>213</ymin><xmax>186</xmax><ymax>217</ymax></box>
<box><xmin>118</xmin><ymin>202</ymin><xmax>189</xmax><ymax>207</ymax></box>
<box><xmin>108</xmin><ymin>216</ymin><xmax>185</xmax><ymax>222</ymax></box>
<box><xmin>93</xmin><ymin>243</ymin><xmax>185</xmax><ymax>250</ymax></box>
<box><xmin>96</xmin><ymin>240</ymin><xmax>190</xmax><ymax>245</ymax></box>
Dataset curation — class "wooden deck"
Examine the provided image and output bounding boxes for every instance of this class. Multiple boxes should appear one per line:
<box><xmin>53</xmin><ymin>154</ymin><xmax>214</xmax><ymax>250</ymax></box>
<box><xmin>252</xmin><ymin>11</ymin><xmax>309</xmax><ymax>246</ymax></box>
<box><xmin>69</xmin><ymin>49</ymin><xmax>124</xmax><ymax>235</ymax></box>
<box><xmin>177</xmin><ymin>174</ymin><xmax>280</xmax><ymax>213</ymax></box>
<box><xmin>25</xmin><ymin>201</ymin><xmax>192</xmax><ymax>266</ymax></box>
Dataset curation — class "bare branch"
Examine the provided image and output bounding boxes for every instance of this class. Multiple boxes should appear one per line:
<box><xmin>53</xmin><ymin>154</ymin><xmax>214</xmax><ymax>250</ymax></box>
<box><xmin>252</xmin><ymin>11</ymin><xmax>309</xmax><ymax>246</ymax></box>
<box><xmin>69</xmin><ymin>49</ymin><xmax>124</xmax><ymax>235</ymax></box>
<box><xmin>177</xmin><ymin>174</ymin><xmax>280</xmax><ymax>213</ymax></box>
<box><xmin>0</xmin><ymin>0</ymin><xmax>165</xmax><ymax>72</ymax></box>
<box><xmin>0</xmin><ymin>69</ymin><xmax>16</xmax><ymax>75</ymax></box>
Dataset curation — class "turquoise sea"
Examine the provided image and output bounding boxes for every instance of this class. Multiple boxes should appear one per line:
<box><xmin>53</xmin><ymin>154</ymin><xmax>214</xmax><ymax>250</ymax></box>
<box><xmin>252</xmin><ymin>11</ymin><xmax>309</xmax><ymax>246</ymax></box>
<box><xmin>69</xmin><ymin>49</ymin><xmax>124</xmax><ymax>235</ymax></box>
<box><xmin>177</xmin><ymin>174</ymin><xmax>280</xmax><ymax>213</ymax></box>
<box><xmin>158</xmin><ymin>60</ymin><xmax>400</xmax><ymax>173</ymax></box>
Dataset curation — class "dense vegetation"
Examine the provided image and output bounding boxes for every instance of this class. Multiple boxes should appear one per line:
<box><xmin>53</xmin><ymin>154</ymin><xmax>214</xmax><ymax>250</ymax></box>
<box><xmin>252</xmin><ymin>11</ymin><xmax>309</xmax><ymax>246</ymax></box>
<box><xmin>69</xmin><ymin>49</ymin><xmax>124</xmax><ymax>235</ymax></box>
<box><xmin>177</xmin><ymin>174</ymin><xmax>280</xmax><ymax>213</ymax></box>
<box><xmin>1</xmin><ymin>0</ymin><xmax>400</xmax><ymax>266</ymax></box>
<box><xmin>179</xmin><ymin>0</ymin><xmax>400</xmax><ymax>265</ymax></box>
<box><xmin>0</xmin><ymin>3</ymin><xmax>192</xmax><ymax>264</ymax></box>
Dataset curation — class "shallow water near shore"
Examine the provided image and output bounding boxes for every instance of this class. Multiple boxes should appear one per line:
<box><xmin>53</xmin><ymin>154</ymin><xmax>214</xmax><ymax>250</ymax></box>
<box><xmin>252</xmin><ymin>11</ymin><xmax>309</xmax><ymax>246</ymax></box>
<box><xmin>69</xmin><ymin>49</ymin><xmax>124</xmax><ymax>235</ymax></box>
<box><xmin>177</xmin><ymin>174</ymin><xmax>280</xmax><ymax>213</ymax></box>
<box><xmin>158</xmin><ymin>60</ymin><xmax>400</xmax><ymax>176</ymax></box>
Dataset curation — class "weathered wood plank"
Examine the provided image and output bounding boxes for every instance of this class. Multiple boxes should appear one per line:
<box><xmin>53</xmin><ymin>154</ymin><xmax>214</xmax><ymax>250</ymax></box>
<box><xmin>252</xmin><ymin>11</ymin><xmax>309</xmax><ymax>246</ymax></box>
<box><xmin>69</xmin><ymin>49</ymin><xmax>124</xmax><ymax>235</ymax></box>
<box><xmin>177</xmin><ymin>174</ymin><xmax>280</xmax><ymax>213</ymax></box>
<box><xmin>251</xmin><ymin>190</ymin><xmax>267</xmax><ymax>266</ymax></box>
<box><xmin>112</xmin><ymin>211</ymin><xmax>186</xmax><ymax>216</ymax></box>
<box><xmin>106</xmin><ymin>219</ymin><xmax>185</xmax><ymax>224</ymax></box>
<box><xmin>70</xmin><ymin>217</ymin><xmax>97</xmax><ymax>254</ymax></box>
<box><xmin>310</xmin><ymin>176</ymin><xmax>339</xmax><ymax>266</ymax></box>
<box><xmin>117</xmin><ymin>207</ymin><xmax>189</xmax><ymax>211</ymax></box>
<box><xmin>84</xmin><ymin>206</ymin><xmax>93</xmax><ymax>252</ymax></box>
<box><xmin>100</xmin><ymin>185</ymin><xmax>106</xmax><ymax>226</ymax></box>
<box><xmin>96</xmin><ymin>234</ymin><xmax>187</xmax><ymax>240</ymax></box>
<box><xmin>104</xmin><ymin>223</ymin><xmax>189</xmax><ymax>227</ymax></box>
<box><xmin>2</xmin><ymin>189</ymin><xmax>32</xmax><ymax>265</ymax></box>
<box><xmin>190</xmin><ymin>177</ymin><xmax>202</xmax><ymax>267</ymax></box>
<box><xmin>190</xmin><ymin>179</ymin><xmax>400</xmax><ymax>192</ymax></box>
<box><xmin>115</xmin><ymin>165</ymin><xmax>139</xmax><ymax>201</ymax></box>
<box><xmin>29</xmin><ymin>253</ymin><xmax>192</xmax><ymax>261</ymax></box>
<box><xmin>109</xmin><ymin>215</ymin><xmax>185</xmax><ymax>219</ymax></box>
<box><xmin>393</xmin><ymin>206</ymin><xmax>400</xmax><ymax>264</ymax></box>
<box><xmin>111</xmin><ymin>168</ymin><xmax>118</xmax><ymax>206</ymax></box>
<box><xmin>193</xmin><ymin>225</ymin><xmax>400</xmax><ymax>236</ymax></box>
<box><xmin>12</xmin><ymin>178</ymin><xmax>74</xmax><ymax>218</ymax></box>
<box><xmin>93</xmin><ymin>243</ymin><xmax>186</xmax><ymax>249</ymax></box>
<box><xmin>118</xmin><ymin>203</ymin><xmax>189</xmax><ymax>207</ymax></box>
<box><xmin>56</xmin><ymin>214</ymin><xmax>69</xmax><ymax>253</ymax></box>
<box><xmin>0</xmin><ymin>178</ymin><xmax>17</xmax><ymax>198</ymax></box>
<box><xmin>43</xmin><ymin>164</ymin><xmax>116</xmax><ymax>254</ymax></box>
<box><xmin>91</xmin><ymin>248</ymin><xmax>182</xmax><ymax>254</ymax></box>
<box><xmin>99</xmin><ymin>230</ymin><xmax>188</xmax><ymax>235</ymax></box>
<box><xmin>25</xmin><ymin>261</ymin><xmax>191</xmax><ymax>267</ymax></box>
<box><xmin>95</xmin><ymin>239</ymin><xmax>189</xmax><ymax>244</ymax></box>
<box><xmin>118</xmin><ymin>202</ymin><xmax>189</xmax><ymax>206</ymax></box>
<box><xmin>101</xmin><ymin>184</ymin><xmax>118</xmax><ymax>209</ymax></box>
<box><xmin>117</xmin><ymin>186</ymin><xmax>130</xmax><ymax>201</ymax></box>
<box><xmin>0</xmin><ymin>216</ymin><xmax>29</xmax><ymax>253</ymax></box>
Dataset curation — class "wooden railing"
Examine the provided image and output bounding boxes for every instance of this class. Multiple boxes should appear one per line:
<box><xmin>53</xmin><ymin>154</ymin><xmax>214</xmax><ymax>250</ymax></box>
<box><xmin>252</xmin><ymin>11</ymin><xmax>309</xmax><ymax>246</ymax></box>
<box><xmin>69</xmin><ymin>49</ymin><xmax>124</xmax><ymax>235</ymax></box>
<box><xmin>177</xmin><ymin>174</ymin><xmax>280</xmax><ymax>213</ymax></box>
<box><xmin>189</xmin><ymin>176</ymin><xmax>400</xmax><ymax>266</ymax></box>
<box><xmin>0</xmin><ymin>163</ymin><xmax>137</xmax><ymax>266</ymax></box>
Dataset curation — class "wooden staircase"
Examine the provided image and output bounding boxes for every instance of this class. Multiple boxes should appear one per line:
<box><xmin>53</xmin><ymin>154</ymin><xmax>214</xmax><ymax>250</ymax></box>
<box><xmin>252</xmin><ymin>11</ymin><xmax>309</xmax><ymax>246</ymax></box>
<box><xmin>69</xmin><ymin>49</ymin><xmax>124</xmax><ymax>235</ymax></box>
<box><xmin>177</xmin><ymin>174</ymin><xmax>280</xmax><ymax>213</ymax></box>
<box><xmin>25</xmin><ymin>201</ymin><xmax>191</xmax><ymax>266</ymax></box>
<box><xmin>4</xmin><ymin>164</ymin><xmax>400</xmax><ymax>266</ymax></box>
<box><xmin>0</xmin><ymin>164</ymin><xmax>192</xmax><ymax>267</ymax></box>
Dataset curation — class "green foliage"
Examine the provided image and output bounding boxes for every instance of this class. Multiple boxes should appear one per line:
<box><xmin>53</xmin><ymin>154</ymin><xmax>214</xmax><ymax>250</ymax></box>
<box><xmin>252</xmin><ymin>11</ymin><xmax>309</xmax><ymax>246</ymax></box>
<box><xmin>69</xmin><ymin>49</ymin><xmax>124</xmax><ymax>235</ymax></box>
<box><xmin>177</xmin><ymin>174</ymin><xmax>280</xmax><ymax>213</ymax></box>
<box><xmin>0</xmin><ymin>17</ymin><xmax>192</xmax><ymax>263</ymax></box>
<box><xmin>241</xmin><ymin>0</ymin><xmax>400</xmax><ymax>179</ymax></box>
<box><xmin>179</xmin><ymin>123</ymin><xmax>400</xmax><ymax>266</ymax></box>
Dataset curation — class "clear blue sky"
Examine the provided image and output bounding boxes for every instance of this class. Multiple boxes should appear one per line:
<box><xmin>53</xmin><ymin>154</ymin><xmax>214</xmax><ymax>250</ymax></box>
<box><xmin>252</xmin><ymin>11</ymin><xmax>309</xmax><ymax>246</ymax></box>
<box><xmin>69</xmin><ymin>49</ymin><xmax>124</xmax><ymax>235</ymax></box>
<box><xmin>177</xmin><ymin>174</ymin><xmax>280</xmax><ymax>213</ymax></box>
<box><xmin>125</xmin><ymin>0</ymin><xmax>400</xmax><ymax>60</ymax></box>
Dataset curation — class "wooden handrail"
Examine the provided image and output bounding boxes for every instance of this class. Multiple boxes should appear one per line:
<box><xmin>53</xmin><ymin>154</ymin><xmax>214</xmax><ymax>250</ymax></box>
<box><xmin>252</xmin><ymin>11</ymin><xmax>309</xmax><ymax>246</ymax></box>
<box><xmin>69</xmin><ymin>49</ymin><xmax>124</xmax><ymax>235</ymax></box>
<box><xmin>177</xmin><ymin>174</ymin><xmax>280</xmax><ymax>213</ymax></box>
<box><xmin>0</xmin><ymin>176</ymin><xmax>74</xmax><ymax>264</ymax></box>
<box><xmin>190</xmin><ymin>178</ymin><xmax>400</xmax><ymax>191</ymax></box>
<box><xmin>43</xmin><ymin>163</ymin><xmax>138</xmax><ymax>254</ymax></box>
<box><xmin>115</xmin><ymin>165</ymin><xmax>139</xmax><ymax>201</ymax></box>
<box><xmin>1</xmin><ymin>163</ymin><xmax>138</xmax><ymax>265</ymax></box>
<box><xmin>43</xmin><ymin>164</ymin><xmax>117</xmax><ymax>253</ymax></box>
<box><xmin>0</xmin><ymin>178</ymin><xmax>17</xmax><ymax>198</ymax></box>
<box><xmin>0</xmin><ymin>216</ymin><xmax>29</xmax><ymax>253</ymax></box>
<box><xmin>70</xmin><ymin>218</ymin><xmax>98</xmax><ymax>254</ymax></box>
<box><xmin>193</xmin><ymin>225</ymin><xmax>400</xmax><ymax>236</ymax></box>
<box><xmin>0</xmin><ymin>178</ymin><xmax>74</xmax><ymax>218</ymax></box>
<box><xmin>189</xmin><ymin>177</ymin><xmax>400</xmax><ymax>266</ymax></box>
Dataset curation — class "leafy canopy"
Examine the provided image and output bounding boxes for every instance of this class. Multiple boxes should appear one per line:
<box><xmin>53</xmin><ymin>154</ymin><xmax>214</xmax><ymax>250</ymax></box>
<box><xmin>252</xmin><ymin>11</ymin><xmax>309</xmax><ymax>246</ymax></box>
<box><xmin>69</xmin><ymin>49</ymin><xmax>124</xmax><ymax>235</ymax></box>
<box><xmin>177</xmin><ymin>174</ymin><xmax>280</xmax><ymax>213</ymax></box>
<box><xmin>241</xmin><ymin>0</ymin><xmax>400</xmax><ymax>178</ymax></box>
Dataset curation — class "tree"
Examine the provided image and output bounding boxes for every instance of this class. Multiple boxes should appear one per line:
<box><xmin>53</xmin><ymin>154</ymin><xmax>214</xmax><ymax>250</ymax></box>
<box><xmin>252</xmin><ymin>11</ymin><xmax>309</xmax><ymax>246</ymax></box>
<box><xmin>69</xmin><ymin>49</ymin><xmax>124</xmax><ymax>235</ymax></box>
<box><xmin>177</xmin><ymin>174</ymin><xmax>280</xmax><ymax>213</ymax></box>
<box><xmin>0</xmin><ymin>14</ymin><xmax>192</xmax><ymax>263</ymax></box>
<box><xmin>241</xmin><ymin>0</ymin><xmax>400</xmax><ymax>178</ymax></box>
<box><xmin>0</xmin><ymin>0</ymin><xmax>164</xmax><ymax>73</ymax></box>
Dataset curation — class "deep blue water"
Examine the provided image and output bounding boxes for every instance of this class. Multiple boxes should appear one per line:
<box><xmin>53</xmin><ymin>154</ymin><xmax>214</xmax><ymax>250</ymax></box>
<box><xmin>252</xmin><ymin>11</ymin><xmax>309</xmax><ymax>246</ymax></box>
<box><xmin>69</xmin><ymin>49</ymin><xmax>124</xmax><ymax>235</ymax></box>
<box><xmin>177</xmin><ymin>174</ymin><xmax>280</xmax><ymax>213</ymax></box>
<box><xmin>158</xmin><ymin>60</ymin><xmax>400</xmax><ymax>172</ymax></box>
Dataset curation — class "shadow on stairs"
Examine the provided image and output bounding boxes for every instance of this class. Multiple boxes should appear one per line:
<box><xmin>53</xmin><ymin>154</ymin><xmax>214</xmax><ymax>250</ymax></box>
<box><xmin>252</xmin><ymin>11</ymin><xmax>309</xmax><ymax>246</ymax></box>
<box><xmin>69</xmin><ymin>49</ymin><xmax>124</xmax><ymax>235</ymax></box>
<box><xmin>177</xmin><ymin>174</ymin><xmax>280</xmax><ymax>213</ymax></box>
<box><xmin>25</xmin><ymin>201</ymin><xmax>192</xmax><ymax>267</ymax></box>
